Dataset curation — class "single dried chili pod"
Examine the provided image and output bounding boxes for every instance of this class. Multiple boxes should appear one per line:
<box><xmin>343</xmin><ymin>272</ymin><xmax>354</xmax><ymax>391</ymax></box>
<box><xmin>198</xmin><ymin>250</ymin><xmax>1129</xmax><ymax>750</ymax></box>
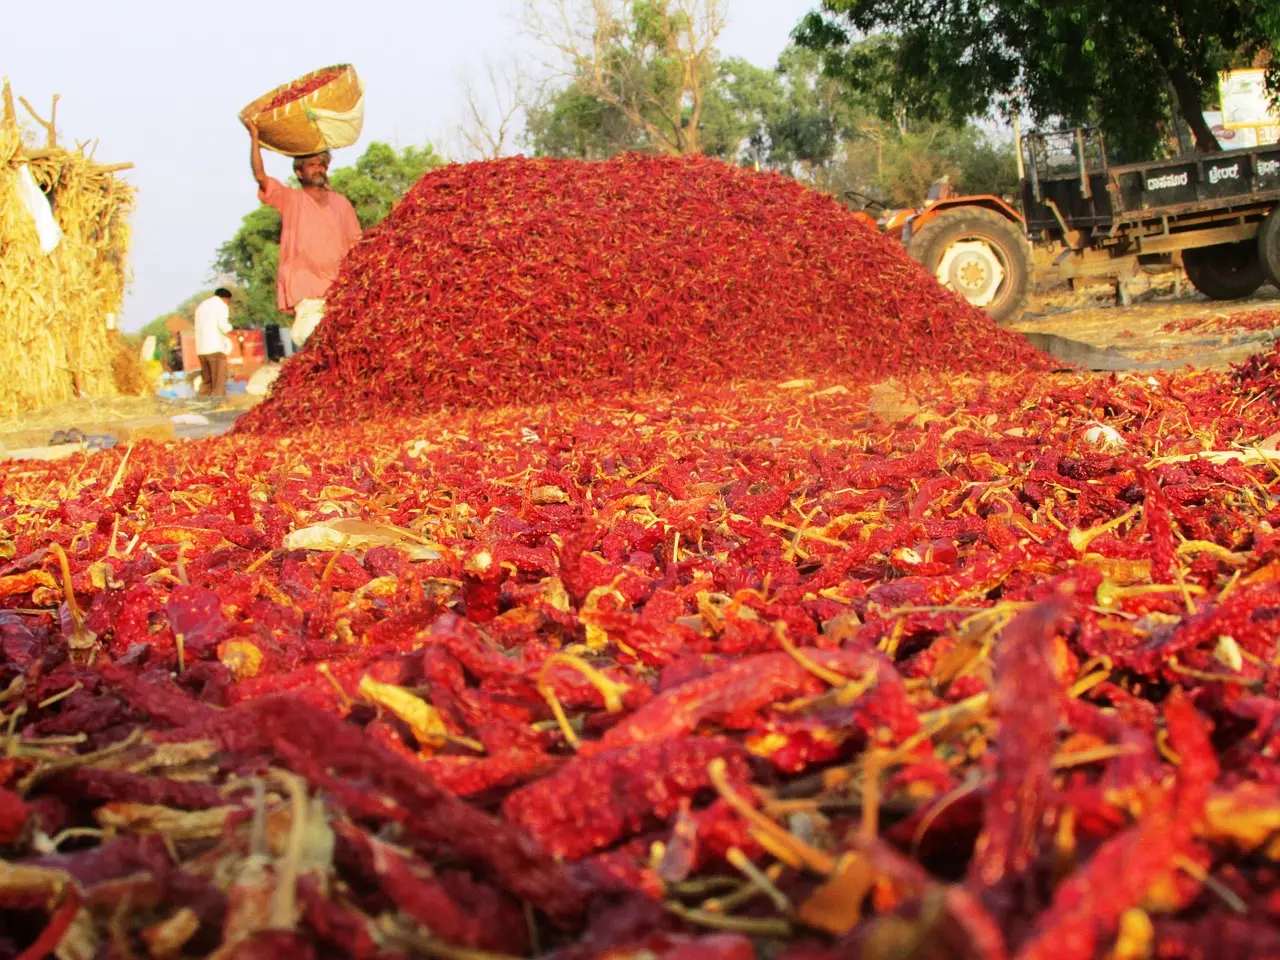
<box><xmin>461</xmin><ymin>547</ymin><xmax>502</xmax><ymax>623</ymax></box>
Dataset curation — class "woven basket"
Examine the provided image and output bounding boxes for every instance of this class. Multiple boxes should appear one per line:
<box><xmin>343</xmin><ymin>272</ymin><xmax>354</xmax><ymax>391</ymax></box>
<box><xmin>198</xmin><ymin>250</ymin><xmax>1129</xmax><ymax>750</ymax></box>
<box><xmin>240</xmin><ymin>64</ymin><xmax>364</xmax><ymax>157</ymax></box>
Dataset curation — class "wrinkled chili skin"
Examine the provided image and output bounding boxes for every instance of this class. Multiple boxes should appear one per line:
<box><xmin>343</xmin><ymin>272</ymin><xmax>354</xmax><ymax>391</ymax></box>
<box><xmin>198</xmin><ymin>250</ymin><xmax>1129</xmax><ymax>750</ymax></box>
<box><xmin>232</xmin><ymin>695</ymin><xmax>591</xmax><ymax>926</ymax></box>
<box><xmin>969</xmin><ymin>600</ymin><xmax>1065</xmax><ymax>896</ymax></box>
<box><xmin>503</xmin><ymin>736</ymin><xmax>751</xmax><ymax>860</ymax></box>
<box><xmin>597</xmin><ymin>648</ymin><xmax>893</xmax><ymax>751</ymax></box>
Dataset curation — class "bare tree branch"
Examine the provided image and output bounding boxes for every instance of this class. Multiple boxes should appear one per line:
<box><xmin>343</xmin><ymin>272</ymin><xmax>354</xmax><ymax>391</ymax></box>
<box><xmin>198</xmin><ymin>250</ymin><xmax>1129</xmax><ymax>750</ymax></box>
<box><xmin>456</xmin><ymin>56</ymin><xmax>532</xmax><ymax>161</ymax></box>
<box><xmin>521</xmin><ymin>0</ymin><xmax>727</xmax><ymax>156</ymax></box>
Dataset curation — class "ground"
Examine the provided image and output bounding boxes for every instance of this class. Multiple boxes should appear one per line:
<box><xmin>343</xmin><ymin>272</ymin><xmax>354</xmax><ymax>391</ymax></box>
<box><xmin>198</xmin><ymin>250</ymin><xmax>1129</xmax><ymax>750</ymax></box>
<box><xmin>4</xmin><ymin>284</ymin><xmax>1279</xmax><ymax>461</ymax></box>
<box><xmin>0</xmin><ymin>391</ymin><xmax>260</xmax><ymax>460</ymax></box>
<box><xmin>1013</xmin><ymin>278</ymin><xmax>1280</xmax><ymax>369</ymax></box>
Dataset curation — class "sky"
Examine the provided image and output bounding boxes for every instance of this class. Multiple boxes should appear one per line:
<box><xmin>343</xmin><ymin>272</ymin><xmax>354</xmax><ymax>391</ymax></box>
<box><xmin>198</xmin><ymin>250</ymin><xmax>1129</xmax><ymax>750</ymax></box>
<box><xmin>6</xmin><ymin>0</ymin><xmax>817</xmax><ymax>333</ymax></box>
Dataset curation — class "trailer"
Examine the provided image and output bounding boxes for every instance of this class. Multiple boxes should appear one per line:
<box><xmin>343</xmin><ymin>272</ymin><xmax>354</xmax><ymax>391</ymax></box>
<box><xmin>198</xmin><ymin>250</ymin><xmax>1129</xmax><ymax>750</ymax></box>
<box><xmin>889</xmin><ymin>129</ymin><xmax>1280</xmax><ymax>323</ymax></box>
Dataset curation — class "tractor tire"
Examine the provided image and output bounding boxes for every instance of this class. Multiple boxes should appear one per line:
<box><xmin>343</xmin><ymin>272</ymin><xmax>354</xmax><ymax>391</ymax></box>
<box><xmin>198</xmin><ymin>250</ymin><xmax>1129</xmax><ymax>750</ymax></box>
<box><xmin>906</xmin><ymin>207</ymin><xmax>1033</xmax><ymax>325</ymax></box>
<box><xmin>1183</xmin><ymin>241</ymin><xmax>1266</xmax><ymax>300</ymax></box>
<box><xmin>1257</xmin><ymin>208</ymin><xmax>1280</xmax><ymax>288</ymax></box>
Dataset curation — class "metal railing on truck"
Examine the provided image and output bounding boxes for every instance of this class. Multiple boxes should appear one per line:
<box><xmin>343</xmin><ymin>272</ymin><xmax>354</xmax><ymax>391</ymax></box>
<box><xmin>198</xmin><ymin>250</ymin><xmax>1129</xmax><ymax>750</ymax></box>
<box><xmin>1020</xmin><ymin>128</ymin><xmax>1280</xmax><ymax>241</ymax></box>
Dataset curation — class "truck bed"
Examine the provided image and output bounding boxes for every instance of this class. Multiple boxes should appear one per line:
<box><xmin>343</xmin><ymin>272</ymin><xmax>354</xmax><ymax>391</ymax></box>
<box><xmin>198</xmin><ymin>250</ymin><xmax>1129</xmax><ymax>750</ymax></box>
<box><xmin>1022</xmin><ymin>142</ymin><xmax>1280</xmax><ymax>238</ymax></box>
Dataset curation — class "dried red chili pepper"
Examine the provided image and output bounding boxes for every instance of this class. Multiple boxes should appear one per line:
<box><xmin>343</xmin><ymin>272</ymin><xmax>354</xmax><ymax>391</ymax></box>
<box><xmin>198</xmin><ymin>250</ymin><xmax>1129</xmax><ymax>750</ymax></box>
<box><xmin>968</xmin><ymin>599</ymin><xmax>1066</xmax><ymax>891</ymax></box>
<box><xmin>234</xmin><ymin>696</ymin><xmax>589</xmax><ymax>925</ymax></box>
<box><xmin>503</xmin><ymin>736</ymin><xmax>750</xmax><ymax>859</ymax></box>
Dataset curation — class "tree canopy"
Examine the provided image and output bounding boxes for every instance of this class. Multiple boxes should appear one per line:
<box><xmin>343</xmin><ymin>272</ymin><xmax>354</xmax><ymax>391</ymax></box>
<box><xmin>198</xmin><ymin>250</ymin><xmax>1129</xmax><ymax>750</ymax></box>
<box><xmin>796</xmin><ymin>0</ymin><xmax>1280</xmax><ymax>159</ymax></box>
<box><xmin>525</xmin><ymin>56</ymin><xmax>783</xmax><ymax>161</ymax></box>
<box><xmin>212</xmin><ymin>141</ymin><xmax>442</xmax><ymax>329</ymax></box>
<box><xmin>523</xmin><ymin>0</ymin><xmax>732</xmax><ymax>156</ymax></box>
<box><xmin>527</xmin><ymin>33</ymin><xmax>1017</xmax><ymax>208</ymax></box>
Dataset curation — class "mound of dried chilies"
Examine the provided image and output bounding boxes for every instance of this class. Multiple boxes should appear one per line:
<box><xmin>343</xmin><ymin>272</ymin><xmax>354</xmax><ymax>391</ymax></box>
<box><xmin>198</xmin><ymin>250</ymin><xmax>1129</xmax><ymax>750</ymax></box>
<box><xmin>239</xmin><ymin>155</ymin><xmax>1050</xmax><ymax>433</ymax></box>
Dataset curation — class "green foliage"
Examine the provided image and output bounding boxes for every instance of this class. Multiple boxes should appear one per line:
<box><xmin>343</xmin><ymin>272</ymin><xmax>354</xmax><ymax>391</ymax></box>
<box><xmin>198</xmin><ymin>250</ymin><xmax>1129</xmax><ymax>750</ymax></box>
<box><xmin>526</xmin><ymin>45</ymin><xmax>841</xmax><ymax>166</ymax></box>
<box><xmin>525</xmin><ymin>83</ymin><xmax>641</xmax><ymax>158</ymax></box>
<box><xmin>834</xmin><ymin>125</ymin><xmax>1019</xmax><ymax>209</ymax></box>
<box><xmin>696</xmin><ymin>58</ymin><xmax>782</xmax><ymax>161</ymax></box>
<box><xmin>755</xmin><ymin>45</ymin><xmax>862</xmax><ymax>172</ymax></box>
<box><xmin>528</xmin><ymin>26</ymin><xmax>1017</xmax><ymax>212</ymax></box>
<box><xmin>136</xmin><ymin>315</ymin><xmax>176</xmax><ymax>355</ymax></box>
<box><xmin>525</xmin><ymin>0</ymin><xmax>748</xmax><ymax>157</ymax></box>
<box><xmin>795</xmin><ymin>0</ymin><xmax>1280</xmax><ymax>159</ymax></box>
<box><xmin>213</xmin><ymin>206</ymin><xmax>286</xmax><ymax>331</ymax></box>
<box><xmin>328</xmin><ymin>142</ymin><xmax>444</xmax><ymax>228</ymax></box>
<box><xmin>211</xmin><ymin>141</ymin><xmax>442</xmax><ymax>329</ymax></box>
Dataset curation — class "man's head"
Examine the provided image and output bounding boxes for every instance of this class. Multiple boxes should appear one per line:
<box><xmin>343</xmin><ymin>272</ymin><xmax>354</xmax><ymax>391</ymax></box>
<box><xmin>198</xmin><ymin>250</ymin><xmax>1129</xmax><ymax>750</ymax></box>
<box><xmin>214</xmin><ymin>287</ymin><xmax>232</xmax><ymax>302</ymax></box>
<box><xmin>293</xmin><ymin>151</ymin><xmax>332</xmax><ymax>188</ymax></box>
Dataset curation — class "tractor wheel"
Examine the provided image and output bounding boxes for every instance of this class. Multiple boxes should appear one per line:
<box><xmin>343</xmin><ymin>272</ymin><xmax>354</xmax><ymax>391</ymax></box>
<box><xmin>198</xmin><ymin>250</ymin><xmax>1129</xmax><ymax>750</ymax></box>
<box><xmin>1183</xmin><ymin>241</ymin><xmax>1266</xmax><ymax>300</ymax></box>
<box><xmin>1257</xmin><ymin>208</ymin><xmax>1280</xmax><ymax>288</ymax></box>
<box><xmin>906</xmin><ymin>207</ymin><xmax>1033</xmax><ymax>324</ymax></box>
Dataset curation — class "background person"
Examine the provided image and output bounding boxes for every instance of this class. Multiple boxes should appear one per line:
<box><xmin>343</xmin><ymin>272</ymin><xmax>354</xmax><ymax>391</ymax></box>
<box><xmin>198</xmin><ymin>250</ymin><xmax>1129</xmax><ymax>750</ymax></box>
<box><xmin>244</xmin><ymin>120</ymin><xmax>361</xmax><ymax>348</ymax></box>
<box><xmin>193</xmin><ymin>288</ymin><xmax>234</xmax><ymax>397</ymax></box>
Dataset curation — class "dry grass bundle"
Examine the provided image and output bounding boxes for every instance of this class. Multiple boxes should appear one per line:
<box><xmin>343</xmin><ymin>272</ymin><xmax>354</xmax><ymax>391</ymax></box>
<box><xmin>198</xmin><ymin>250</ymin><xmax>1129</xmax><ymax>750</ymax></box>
<box><xmin>0</xmin><ymin>79</ymin><xmax>136</xmax><ymax>418</ymax></box>
<box><xmin>110</xmin><ymin>332</ymin><xmax>149</xmax><ymax>396</ymax></box>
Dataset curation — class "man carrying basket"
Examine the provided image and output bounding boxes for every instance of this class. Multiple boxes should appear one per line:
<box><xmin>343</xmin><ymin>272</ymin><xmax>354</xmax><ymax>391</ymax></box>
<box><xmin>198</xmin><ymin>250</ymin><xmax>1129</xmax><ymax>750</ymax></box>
<box><xmin>244</xmin><ymin>120</ymin><xmax>362</xmax><ymax>348</ymax></box>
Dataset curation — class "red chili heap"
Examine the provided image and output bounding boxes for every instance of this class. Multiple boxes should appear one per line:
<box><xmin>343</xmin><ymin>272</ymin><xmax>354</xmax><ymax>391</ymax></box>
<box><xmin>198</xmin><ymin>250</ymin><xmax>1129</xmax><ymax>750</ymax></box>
<box><xmin>263</xmin><ymin>67</ymin><xmax>344</xmax><ymax>111</ymax></box>
<box><xmin>6</xmin><ymin>353</ymin><xmax>1280</xmax><ymax>957</ymax></box>
<box><xmin>239</xmin><ymin>155</ymin><xmax>1049</xmax><ymax>433</ymax></box>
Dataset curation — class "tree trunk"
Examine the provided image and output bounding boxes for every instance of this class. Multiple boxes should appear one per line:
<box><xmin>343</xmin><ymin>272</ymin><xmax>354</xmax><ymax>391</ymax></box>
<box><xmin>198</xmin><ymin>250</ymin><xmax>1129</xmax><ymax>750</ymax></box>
<box><xmin>1138</xmin><ymin>22</ymin><xmax>1222</xmax><ymax>154</ymax></box>
<box><xmin>1165</xmin><ymin>80</ymin><xmax>1196</xmax><ymax>156</ymax></box>
<box><xmin>1167</xmin><ymin>66</ymin><xmax>1221</xmax><ymax>153</ymax></box>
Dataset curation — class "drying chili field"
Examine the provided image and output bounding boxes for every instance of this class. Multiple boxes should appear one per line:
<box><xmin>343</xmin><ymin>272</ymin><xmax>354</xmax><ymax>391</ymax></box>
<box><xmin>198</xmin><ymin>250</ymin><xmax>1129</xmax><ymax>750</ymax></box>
<box><xmin>6</xmin><ymin>156</ymin><xmax>1280</xmax><ymax>959</ymax></box>
<box><xmin>6</xmin><ymin>362</ymin><xmax>1280</xmax><ymax>959</ymax></box>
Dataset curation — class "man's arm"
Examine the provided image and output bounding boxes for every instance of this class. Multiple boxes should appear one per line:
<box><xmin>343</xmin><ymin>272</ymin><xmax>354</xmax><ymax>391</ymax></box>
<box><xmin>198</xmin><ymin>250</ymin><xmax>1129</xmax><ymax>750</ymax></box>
<box><xmin>243</xmin><ymin>119</ymin><xmax>268</xmax><ymax>192</ymax></box>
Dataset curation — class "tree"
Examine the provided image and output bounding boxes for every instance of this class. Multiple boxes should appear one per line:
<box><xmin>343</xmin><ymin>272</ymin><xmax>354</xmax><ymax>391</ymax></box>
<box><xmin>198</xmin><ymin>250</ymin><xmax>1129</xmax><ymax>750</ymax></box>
<box><xmin>525</xmin><ymin>34</ymin><xmax>1018</xmax><ymax>209</ymax></box>
<box><xmin>212</xmin><ymin>206</ymin><xmax>285</xmax><ymax>330</ymax></box>
<box><xmin>214</xmin><ymin>141</ymin><xmax>443</xmax><ymax>329</ymax></box>
<box><xmin>328</xmin><ymin>142</ymin><xmax>444</xmax><ymax>228</ymax></box>
<box><xmin>523</xmin><ymin>0</ymin><xmax>728</xmax><ymax>155</ymax></box>
<box><xmin>526</xmin><ymin>55</ymin><xmax>781</xmax><ymax>162</ymax></box>
<box><xmin>526</xmin><ymin>81</ymin><xmax>641</xmax><ymax>158</ymax></box>
<box><xmin>832</xmin><ymin>124</ymin><xmax>1018</xmax><ymax>208</ymax></box>
<box><xmin>796</xmin><ymin>1</ymin><xmax>1280</xmax><ymax>158</ymax></box>
<box><xmin>455</xmin><ymin>56</ymin><xmax>530</xmax><ymax>160</ymax></box>
<box><xmin>752</xmin><ymin>44</ymin><xmax>862</xmax><ymax>175</ymax></box>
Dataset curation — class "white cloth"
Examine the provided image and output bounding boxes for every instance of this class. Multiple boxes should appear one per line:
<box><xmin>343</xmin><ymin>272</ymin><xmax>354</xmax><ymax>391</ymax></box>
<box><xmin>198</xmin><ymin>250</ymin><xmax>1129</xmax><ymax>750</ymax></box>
<box><xmin>193</xmin><ymin>296</ymin><xmax>233</xmax><ymax>356</ymax></box>
<box><xmin>291</xmin><ymin>297</ymin><xmax>326</xmax><ymax>348</ymax></box>
<box><xmin>309</xmin><ymin>79</ymin><xmax>365</xmax><ymax>151</ymax></box>
<box><xmin>15</xmin><ymin>165</ymin><xmax>61</xmax><ymax>254</ymax></box>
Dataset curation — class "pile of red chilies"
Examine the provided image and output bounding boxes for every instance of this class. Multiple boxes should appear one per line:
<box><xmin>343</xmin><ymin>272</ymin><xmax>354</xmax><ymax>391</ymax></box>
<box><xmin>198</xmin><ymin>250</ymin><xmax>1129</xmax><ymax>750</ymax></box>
<box><xmin>263</xmin><ymin>69</ymin><xmax>344</xmax><ymax>112</ymax></box>
<box><xmin>239</xmin><ymin>155</ymin><xmax>1049</xmax><ymax>434</ymax></box>
<box><xmin>4</xmin><ymin>354</ymin><xmax>1280</xmax><ymax>959</ymax></box>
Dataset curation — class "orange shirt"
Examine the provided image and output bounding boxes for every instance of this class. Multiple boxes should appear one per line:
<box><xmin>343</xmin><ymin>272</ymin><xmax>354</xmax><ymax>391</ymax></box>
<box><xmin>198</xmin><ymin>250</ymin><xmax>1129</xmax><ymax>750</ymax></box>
<box><xmin>259</xmin><ymin>177</ymin><xmax>362</xmax><ymax>312</ymax></box>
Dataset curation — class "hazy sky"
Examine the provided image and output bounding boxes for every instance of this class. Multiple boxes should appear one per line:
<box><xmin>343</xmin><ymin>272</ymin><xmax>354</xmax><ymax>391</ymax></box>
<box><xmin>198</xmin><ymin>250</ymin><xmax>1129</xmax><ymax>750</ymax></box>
<box><xmin>6</xmin><ymin>0</ymin><xmax>816</xmax><ymax>332</ymax></box>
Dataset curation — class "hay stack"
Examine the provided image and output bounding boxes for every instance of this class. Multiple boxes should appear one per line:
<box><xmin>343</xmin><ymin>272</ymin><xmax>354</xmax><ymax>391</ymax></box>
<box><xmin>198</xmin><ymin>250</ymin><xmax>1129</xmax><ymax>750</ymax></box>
<box><xmin>0</xmin><ymin>79</ymin><xmax>135</xmax><ymax>417</ymax></box>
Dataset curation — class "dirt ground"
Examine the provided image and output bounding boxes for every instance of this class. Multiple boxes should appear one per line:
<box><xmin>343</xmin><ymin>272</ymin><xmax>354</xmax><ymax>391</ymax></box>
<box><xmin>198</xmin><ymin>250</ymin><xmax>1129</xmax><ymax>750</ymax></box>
<box><xmin>1012</xmin><ymin>276</ymin><xmax>1280</xmax><ymax>370</ymax></box>
<box><xmin>0</xmin><ymin>392</ymin><xmax>261</xmax><ymax>459</ymax></box>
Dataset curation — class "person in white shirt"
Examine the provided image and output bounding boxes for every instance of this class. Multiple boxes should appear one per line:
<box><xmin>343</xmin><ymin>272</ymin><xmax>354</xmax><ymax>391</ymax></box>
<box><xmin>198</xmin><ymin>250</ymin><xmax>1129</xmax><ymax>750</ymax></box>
<box><xmin>193</xmin><ymin>289</ymin><xmax>234</xmax><ymax>397</ymax></box>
